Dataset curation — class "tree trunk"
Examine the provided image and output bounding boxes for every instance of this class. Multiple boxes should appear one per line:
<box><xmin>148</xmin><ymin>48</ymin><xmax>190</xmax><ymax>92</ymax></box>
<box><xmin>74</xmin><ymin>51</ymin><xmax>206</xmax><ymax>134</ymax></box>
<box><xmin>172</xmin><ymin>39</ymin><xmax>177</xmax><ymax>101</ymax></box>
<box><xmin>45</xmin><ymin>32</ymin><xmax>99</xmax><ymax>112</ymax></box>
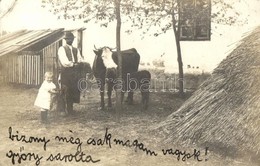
<box><xmin>174</xmin><ymin>30</ymin><xmax>184</xmax><ymax>95</ymax></box>
<box><xmin>172</xmin><ymin>1</ymin><xmax>184</xmax><ymax>95</ymax></box>
<box><xmin>115</xmin><ymin>0</ymin><xmax>122</xmax><ymax>113</ymax></box>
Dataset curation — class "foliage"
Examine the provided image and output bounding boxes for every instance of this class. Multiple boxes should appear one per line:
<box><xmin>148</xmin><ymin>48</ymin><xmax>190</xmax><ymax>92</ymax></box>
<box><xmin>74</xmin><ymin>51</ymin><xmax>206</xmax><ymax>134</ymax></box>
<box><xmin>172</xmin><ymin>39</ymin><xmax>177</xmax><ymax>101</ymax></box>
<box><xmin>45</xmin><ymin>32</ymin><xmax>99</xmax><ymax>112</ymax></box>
<box><xmin>41</xmin><ymin>0</ymin><xmax>249</xmax><ymax>95</ymax></box>
<box><xmin>41</xmin><ymin>0</ymin><xmax>249</xmax><ymax>36</ymax></box>
<box><xmin>42</xmin><ymin>0</ymin><xmax>137</xmax><ymax>27</ymax></box>
<box><xmin>152</xmin><ymin>58</ymin><xmax>165</xmax><ymax>67</ymax></box>
<box><xmin>122</xmin><ymin>0</ymin><xmax>248</xmax><ymax>37</ymax></box>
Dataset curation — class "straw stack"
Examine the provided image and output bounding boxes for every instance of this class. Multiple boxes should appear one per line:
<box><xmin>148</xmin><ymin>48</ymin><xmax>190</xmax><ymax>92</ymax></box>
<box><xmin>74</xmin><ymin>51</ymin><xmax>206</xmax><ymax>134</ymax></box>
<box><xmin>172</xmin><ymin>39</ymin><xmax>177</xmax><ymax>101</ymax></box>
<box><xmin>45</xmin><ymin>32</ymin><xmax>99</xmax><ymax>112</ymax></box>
<box><xmin>158</xmin><ymin>26</ymin><xmax>260</xmax><ymax>157</ymax></box>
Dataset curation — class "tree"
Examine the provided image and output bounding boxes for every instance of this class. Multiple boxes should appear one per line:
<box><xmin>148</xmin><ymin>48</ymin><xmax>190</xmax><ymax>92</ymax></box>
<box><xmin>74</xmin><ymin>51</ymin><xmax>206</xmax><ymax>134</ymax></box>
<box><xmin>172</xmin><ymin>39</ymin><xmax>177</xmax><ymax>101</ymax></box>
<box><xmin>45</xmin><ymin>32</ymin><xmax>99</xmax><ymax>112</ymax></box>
<box><xmin>114</xmin><ymin>0</ymin><xmax>123</xmax><ymax>113</ymax></box>
<box><xmin>42</xmin><ymin>0</ymin><xmax>248</xmax><ymax>96</ymax></box>
<box><xmin>42</xmin><ymin>0</ymin><xmax>133</xmax><ymax>111</ymax></box>
<box><xmin>122</xmin><ymin>0</ymin><xmax>247</xmax><ymax>95</ymax></box>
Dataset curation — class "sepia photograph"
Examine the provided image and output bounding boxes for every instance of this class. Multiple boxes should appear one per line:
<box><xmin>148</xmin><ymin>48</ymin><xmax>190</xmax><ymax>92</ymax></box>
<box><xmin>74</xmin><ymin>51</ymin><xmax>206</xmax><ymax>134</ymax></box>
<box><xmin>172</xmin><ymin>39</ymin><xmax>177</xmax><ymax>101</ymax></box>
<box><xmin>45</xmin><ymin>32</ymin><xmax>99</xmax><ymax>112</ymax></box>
<box><xmin>0</xmin><ymin>0</ymin><xmax>259</xmax><ymax>165</ymax></box>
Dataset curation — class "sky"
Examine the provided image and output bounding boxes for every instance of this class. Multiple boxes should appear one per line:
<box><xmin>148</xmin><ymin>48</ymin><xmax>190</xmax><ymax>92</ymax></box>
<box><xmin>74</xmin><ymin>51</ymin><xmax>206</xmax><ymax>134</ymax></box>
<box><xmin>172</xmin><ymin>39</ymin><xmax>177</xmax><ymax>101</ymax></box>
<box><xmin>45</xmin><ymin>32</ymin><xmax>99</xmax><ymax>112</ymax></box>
<box><xmin>1</xmin><ymin>0</ymin><xmax>260</xmax><ymax>73</ymax></box>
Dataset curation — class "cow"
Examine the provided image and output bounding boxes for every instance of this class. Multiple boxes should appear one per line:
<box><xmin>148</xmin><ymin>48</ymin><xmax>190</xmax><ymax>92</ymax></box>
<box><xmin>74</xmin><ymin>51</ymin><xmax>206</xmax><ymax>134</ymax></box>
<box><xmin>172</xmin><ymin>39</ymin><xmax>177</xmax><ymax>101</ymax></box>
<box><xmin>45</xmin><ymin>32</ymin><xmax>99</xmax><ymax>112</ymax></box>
<box><xmin>126</xmin><ymin>70</ymin><xmax>151</xmax><ymax>110</ymax></box>
<box><xmin>92</xmin><ymin>46</ymin><xmax>140</xmax><ymax>110</ymax></box>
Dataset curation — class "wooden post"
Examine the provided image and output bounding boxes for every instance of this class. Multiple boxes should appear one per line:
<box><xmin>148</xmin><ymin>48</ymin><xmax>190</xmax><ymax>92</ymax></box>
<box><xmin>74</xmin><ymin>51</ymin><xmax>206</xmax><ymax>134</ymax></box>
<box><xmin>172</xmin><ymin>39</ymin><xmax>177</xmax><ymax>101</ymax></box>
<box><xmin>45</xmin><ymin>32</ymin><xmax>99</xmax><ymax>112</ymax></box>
<box><xmin>77</xmin><ymin>28</ymin><xmax>86</xmax><ymax>56</ymax></box>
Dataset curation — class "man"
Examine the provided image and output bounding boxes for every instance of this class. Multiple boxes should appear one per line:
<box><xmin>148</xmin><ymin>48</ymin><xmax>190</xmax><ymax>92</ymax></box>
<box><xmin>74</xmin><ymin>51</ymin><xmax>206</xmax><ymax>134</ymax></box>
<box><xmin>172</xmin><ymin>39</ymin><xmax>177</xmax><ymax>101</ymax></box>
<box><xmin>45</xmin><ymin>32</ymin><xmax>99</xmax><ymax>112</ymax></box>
<box><xmin>58</xmin><ymin>31</ymin><xmax>86</xmax><ymax>115</ymax></box>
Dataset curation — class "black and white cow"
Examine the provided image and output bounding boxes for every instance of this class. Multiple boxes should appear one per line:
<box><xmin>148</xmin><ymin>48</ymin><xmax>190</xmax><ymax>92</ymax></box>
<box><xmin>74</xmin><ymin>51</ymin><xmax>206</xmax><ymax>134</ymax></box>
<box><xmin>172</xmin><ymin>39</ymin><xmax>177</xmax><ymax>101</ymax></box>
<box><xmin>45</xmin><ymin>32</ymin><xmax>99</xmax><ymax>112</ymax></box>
<box><xmin>92</xmin><ymin>46</ymin><xmax>140</xmax><ymax>110</ymax></box>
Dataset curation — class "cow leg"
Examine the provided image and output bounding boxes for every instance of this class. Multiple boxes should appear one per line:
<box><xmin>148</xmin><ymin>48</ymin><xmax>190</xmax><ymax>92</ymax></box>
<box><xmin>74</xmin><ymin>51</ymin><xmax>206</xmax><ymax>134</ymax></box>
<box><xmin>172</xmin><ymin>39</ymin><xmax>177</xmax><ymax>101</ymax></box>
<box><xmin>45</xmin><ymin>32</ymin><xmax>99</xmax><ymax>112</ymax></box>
<box><xmin>127</xmin><ymin>91</ymin><xmax>134</xmax><ymax>105</ymax></box>
<box><xmin>121</xmin><ymin>91</ymin><xmax>125</xmax><ymax>104</ymax></box>
<box><xmin>99</xmin><ymin>83</ymin><xmax>105</xmax><ymax>111</ymax></box>
<box><xmin>141</xmin><ymin>91</ymin><xmax>149</xmax><ymax>110</ymax></box>
<box><xmin>107</xmin><ymin>82</ymin><xmax>113</xmax><ymax>109</ymax></box>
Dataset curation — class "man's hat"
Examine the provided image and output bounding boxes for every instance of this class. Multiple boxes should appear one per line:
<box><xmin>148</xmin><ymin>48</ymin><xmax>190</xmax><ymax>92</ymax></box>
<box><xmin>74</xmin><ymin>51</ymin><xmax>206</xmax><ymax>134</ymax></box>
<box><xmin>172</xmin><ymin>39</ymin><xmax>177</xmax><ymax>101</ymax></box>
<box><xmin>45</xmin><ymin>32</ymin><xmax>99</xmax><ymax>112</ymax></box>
<box><xmin>64</xmin><ymin>31</ymin><xmax>75</xmax><ymax>39</ymax></box>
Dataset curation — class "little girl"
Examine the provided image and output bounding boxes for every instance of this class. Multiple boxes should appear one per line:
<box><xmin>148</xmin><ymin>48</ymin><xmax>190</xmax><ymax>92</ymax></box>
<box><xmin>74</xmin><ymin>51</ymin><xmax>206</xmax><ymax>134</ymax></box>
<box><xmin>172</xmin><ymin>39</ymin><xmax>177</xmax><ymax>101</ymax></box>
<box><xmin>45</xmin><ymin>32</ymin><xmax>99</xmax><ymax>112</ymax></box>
<box><xmin>34</xmin><ymin>72</ymin><xmax>57</xmax><ymax>123</ymax></box>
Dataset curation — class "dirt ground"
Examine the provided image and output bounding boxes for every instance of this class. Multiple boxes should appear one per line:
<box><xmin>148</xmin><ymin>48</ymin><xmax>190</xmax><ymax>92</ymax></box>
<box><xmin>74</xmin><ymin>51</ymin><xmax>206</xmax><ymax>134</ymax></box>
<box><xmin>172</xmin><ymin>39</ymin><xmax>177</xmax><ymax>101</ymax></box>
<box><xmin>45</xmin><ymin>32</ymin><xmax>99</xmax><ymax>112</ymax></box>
<box><xmin>0</xmin><ymin>84</ymin><xmax>257</xmax><ymax>166</ymax></box>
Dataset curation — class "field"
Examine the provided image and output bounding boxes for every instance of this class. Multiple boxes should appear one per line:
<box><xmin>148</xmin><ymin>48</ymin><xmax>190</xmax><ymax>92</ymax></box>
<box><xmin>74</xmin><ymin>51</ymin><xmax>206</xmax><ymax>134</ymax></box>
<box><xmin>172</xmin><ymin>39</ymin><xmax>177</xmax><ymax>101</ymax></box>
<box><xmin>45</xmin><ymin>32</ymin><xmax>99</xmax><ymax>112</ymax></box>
<box><xmin>0</xmin><ymin>72</ymin><xmax>257</xmax><ymax>166</ymax></box>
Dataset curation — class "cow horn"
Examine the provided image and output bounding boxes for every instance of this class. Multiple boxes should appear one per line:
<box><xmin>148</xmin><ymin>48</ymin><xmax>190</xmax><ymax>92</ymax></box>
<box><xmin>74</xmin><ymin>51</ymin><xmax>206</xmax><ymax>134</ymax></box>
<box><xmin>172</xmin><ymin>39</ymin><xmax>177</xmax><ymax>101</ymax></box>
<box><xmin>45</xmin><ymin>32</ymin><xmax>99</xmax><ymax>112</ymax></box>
<box><xmin>109</xmin><ymin>47</ymin><xmax>117</xmax><ymax>50</ymax></box>
<box><xmin>94</xmin><ymin>45</ymin><xmax>98</xmax><ymax>50</ymax></box>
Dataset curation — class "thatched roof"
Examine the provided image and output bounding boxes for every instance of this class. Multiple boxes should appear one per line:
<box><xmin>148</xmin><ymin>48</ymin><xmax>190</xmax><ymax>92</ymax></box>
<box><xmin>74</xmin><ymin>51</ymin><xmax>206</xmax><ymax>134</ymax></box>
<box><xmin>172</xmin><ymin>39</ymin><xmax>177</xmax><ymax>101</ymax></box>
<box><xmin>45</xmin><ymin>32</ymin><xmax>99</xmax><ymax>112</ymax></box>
<box><xmin>158</xmin><ymin>26</ymin><xmax>260</xmax><ymax>158</ymax></box>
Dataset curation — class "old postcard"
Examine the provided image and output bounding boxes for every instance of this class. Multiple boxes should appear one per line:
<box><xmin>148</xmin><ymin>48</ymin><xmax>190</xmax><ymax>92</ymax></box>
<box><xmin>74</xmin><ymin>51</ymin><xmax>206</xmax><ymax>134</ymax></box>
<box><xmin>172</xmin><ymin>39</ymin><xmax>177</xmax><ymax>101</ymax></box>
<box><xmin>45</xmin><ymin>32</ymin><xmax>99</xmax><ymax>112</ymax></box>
<box><xmin>0</xmin><ymin>0</ymin><xmax>259</xmax><ymax>165</ymax></box>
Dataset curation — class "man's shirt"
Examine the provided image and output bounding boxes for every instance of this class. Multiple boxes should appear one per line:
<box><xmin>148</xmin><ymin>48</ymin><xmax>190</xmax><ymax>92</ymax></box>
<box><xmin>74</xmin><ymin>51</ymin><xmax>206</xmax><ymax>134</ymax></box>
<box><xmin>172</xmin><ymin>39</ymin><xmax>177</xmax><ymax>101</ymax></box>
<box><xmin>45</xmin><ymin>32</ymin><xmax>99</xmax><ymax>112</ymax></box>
<box><xmin>58</xmin><ymin>45</ymin><xmax>85</xmax><ymax>67</ymax></box>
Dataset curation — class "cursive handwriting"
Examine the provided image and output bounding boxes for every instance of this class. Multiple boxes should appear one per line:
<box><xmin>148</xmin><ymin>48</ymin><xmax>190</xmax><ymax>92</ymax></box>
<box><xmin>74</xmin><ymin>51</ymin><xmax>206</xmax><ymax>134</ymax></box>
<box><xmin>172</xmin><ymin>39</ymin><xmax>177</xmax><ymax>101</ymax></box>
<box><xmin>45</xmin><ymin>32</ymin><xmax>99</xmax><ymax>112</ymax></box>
<box><xmin>55</xmin><ymin>130</ymin><xmax>83</xmax><ymax>152</ymax></box>
<box><xmin>114</xmin><ymin>138</ymin><xmax>158</xmax><ymax>156</ymax></box>
<box><xmin>6</xmin><ymin>127</ymin><xmax>208</xmax><ymax>165</ymax></box>
<box><xmin>87</xmin><ymin>128</ymin><xmax>112</xmax><ymax>148</ymax></box>
<box><xmin>8</xmin><ymin>127</ymin><xmax>49</xmax><ymax>151</ymax></box>
<box><xmin>162</xmin><ymin>148</ymin><xmax>203</xmax><ymax>161</ymax></box>
<box><xmin>47</xmin><ymin>150</ymin><xmax>100</xmax><ymax>163</ymax></box>
<box><xmin>6</xmin><ymin>150</ymin><xmax>43</xmax><ymax>165</ymax></box>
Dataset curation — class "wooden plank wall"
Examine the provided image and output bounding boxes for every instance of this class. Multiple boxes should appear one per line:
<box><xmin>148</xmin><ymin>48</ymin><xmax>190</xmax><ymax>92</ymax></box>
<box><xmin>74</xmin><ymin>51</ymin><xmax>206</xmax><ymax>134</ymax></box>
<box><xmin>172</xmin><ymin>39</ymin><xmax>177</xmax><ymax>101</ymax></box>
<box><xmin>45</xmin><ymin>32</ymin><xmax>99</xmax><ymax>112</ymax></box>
<box><xmin>0</xmin><ymin>41</ymin><xmax>60</xmax><ymax>86</ymax></box>
<box><xmin>4</xmin><ymin>53</ymin><xmax>41</xmax><ymax>85</ymax></box>
<box><xmin>41</xmin><ymin>41</ymin><xmax>60</xmax><ymax>84</ymax></box>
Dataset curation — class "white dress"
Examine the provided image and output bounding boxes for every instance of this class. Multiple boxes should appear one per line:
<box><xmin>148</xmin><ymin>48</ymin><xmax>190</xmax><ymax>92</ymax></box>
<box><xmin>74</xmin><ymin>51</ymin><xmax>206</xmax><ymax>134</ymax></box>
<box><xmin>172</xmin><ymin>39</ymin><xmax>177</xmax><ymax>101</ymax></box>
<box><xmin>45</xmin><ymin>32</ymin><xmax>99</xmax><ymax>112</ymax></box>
<box><xmin>34</xmin><ymin>81</ymin><xmax>56</xmax><ymax>110</ymax></box>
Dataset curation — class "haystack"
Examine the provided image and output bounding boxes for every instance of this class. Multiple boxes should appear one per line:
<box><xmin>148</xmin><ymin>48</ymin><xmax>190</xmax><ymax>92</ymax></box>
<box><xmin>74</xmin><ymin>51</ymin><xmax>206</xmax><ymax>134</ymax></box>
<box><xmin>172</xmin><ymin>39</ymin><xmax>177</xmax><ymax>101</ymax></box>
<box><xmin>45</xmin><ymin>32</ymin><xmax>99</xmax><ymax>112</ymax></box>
<box><xmin>158</xmin><ymin>26</ymin><xmax>260</xmax><ymax>157</ymax></box>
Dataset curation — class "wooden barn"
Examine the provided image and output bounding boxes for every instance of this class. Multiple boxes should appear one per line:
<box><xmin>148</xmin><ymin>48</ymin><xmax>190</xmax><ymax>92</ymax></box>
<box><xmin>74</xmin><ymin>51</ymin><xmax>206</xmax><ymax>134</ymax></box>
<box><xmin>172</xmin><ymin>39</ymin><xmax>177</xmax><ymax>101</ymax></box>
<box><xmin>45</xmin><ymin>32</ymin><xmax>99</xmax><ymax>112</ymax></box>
<box><xmin>0</xmin><ymin>28</ymin><xmax>85</xmax><ymax>86</ymax></box>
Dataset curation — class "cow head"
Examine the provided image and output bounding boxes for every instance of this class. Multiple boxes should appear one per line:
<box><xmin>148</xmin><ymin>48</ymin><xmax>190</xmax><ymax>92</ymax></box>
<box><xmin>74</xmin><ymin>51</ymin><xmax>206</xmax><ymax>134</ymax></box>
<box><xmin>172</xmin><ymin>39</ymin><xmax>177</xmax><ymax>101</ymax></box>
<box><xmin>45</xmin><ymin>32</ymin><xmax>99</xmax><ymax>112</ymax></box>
<box><xmin>93</xmin><ymin>46</ymin><xmax>117</xmax><ymax>69</ymax></box>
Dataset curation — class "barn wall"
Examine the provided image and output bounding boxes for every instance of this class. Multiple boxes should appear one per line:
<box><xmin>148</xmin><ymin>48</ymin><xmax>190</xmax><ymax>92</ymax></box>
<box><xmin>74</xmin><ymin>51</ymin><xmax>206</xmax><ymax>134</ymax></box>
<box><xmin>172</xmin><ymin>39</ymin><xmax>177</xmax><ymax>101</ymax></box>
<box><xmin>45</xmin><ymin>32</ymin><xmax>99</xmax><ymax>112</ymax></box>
<box><xmin>1</xmin><ymin>52</ymin><xmax>41</xmax><ymax>85</ymax></box>
<box><xmin>0</xmin><ymin>40</ymin><xmax>61</xmax><ymax>86</ymax></box>
<box><xmin>40</xmin><ymin>40</ymin><xmax>61</xmax><ymax>84</ymax></box>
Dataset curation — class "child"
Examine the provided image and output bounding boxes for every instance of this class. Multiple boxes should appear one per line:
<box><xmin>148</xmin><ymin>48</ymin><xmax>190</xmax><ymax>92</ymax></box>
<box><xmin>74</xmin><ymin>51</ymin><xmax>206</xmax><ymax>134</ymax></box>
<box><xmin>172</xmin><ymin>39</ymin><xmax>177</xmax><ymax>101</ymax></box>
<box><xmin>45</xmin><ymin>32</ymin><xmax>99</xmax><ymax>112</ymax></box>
<box><xmin>34</xmin><ymin>72</ymin><xmax>57</xmax><ymax>123</ymax></box>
